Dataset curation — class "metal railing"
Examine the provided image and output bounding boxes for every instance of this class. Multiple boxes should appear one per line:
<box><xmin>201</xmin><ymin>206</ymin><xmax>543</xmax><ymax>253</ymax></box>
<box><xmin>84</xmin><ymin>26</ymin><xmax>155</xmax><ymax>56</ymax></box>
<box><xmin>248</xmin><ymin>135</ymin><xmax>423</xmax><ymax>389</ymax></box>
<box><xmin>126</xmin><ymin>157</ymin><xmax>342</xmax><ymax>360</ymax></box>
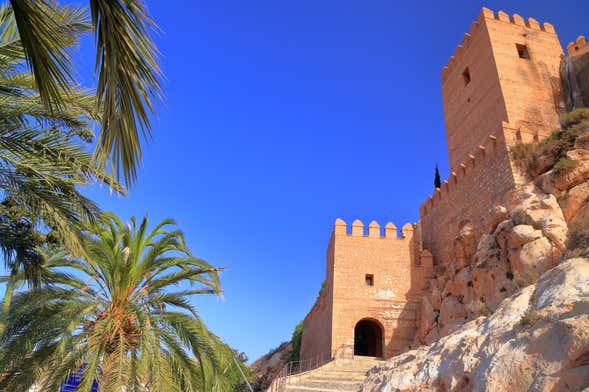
<box><xmin>265</xmin><ymin>344</ymin><xmax>355</xmax><ymax>392</ymax></box>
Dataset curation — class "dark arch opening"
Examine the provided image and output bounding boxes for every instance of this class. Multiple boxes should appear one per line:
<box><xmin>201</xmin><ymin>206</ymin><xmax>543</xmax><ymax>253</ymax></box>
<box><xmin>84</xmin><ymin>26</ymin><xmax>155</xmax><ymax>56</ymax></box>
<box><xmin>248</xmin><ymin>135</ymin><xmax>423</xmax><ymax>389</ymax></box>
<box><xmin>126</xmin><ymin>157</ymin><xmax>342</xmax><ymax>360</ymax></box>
<box><xmin>354</xmin><ymin>319</ymin><xmax>383</xmax><ymax>357</ymax></box>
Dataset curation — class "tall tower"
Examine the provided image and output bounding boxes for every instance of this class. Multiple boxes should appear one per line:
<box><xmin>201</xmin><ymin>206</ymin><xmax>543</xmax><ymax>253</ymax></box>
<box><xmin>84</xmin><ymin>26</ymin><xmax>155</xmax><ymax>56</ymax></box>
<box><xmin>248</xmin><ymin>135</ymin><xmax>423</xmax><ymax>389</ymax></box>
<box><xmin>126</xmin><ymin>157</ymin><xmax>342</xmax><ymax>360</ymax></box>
<box><xmin>442</xmin><ymin>8</ymin><xmax>565</xmax><ymax>171</ymax></box>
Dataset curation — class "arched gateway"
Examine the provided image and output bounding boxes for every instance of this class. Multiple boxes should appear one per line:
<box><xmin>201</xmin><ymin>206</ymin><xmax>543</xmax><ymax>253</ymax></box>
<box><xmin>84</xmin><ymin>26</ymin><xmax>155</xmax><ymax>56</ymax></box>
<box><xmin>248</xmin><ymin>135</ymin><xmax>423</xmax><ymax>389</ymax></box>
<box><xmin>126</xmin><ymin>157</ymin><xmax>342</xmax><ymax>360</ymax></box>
<box><xmin>354</xmin><ymin>319</ymin><xmax>383</xmax><ymax>357</ymax></box>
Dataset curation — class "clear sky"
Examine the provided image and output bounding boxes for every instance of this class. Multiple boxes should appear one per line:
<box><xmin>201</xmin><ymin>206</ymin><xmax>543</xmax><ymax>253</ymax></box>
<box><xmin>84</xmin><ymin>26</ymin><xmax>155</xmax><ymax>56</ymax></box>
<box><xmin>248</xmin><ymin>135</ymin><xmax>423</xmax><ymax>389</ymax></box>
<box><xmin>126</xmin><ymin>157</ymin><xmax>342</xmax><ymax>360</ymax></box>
<box><xmin>11</xmin><ymin>0</ymin><xmax>589</xmax><ymax>362</ymax></box>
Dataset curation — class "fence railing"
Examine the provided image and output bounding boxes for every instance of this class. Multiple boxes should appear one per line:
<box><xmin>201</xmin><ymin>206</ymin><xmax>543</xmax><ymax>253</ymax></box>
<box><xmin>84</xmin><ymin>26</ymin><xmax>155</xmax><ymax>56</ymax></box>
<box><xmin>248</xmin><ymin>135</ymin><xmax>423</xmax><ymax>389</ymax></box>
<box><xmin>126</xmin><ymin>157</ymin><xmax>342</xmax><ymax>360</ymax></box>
<box><xmin>265</xmin><ymin>345</ymin><xmax>355</xmax><ymax>392</ymax></box>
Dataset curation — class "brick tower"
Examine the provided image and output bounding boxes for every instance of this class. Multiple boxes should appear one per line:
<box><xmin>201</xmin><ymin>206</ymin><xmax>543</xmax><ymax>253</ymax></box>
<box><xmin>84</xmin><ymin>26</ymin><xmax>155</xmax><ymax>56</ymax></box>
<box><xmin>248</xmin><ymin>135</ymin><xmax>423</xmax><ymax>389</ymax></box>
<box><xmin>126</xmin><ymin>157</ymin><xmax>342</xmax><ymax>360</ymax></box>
<box><xmin>443</xmin><ymin>8</ymin><xmax>565</xmax><ymax>171</ymax></box>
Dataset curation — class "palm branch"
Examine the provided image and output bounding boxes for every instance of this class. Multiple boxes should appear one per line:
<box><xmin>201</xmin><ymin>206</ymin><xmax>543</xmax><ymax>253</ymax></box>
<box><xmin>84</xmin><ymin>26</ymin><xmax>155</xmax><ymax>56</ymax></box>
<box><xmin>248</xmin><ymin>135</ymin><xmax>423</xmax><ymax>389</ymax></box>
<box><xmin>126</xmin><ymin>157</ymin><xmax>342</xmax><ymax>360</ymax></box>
<box><xmin>8</xmin><ymin>0</ymin><xmax>162</xmax><ymax>186</ymax></box>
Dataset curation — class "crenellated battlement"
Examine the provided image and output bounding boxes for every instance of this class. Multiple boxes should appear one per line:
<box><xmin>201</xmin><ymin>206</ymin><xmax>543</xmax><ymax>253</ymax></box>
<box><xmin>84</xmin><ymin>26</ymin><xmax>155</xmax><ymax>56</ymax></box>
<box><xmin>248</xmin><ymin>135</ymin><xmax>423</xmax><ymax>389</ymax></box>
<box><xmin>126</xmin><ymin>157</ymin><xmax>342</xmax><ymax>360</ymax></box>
<box><xmin>333</xmin><ymin>218</ymin><xmax>414</xmax><ymax>239</ymax></box>
<box><xmin>567</xmin><ymin>35</ymin><xmax>589</xmax><ymax>58</ymax></box>
<box><xmin>419</xmin><ymin>121</ymin><xmax>548</xmax><ymax>217</ymax></box>
<box><xmin>441</xmin><ymin>7</ymin><xmax>556</xmax><ymax>82</ymax></box>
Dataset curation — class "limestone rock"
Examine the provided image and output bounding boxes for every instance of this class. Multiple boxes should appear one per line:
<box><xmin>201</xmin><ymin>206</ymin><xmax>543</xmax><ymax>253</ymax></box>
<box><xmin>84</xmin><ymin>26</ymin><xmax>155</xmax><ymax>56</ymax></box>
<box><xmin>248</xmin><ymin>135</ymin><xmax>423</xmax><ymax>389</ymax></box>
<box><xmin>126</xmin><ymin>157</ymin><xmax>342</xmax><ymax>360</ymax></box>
<box><xmin>559</xmin><ymin>181</ymin><xmax>589</xmax><ymax>223</ymax></box>
<box><xmin>508</xmin><ymin>224</ymin><xmax>542</xmax><ymax>248</ymax></box>
<box><xmin>538</xmin><ymin>149</ymin><xmax>589</xmax><ymax>193</ymax></box>
<box><xmin>362</xmin><ymin>258</ymin><xmax>589</xmax><ymax>392</ymax></box>
<box><xmin>487</xmin><ymin>205</ymin><xmax>508</xmax><ymax>233</ymax></box>
<box><xmin>510</xmin><ymin>237</ymin><xmax>555</xmax><ymax>286</ymax></box>
<box><xmin>453</xmin><ymin>223</ymin><xmax>477</xmax><ymax>268</ymax></box>
<box><xmin>439</xmin><ymin>295</ymin><xmax>467</xmax><ymax>335</ymax></box>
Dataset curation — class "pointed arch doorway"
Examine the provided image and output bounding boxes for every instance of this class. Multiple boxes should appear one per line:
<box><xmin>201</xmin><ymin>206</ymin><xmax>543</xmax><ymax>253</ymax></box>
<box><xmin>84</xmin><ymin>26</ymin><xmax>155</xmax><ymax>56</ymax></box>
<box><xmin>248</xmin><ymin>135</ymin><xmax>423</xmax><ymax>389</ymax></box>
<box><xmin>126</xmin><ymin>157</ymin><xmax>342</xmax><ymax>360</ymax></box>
<box><xmin>354</xmin><ymin>319</ymin><xmax>383</xmax><ymax>357</ymax></box>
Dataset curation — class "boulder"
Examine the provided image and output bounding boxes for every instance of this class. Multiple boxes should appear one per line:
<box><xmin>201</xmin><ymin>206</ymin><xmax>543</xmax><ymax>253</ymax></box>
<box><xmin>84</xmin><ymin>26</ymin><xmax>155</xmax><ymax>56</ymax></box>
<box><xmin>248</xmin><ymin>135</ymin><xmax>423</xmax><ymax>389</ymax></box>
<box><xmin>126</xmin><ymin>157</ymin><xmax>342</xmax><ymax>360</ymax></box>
<box><xmin>510</xmin><ymin>237</ymin><xmax>555</xmax><ymax>286</ymax></box>
<box><xmin>454</xmin><ymin>223</ymin><xmax>477</xmax><ymax>268</ymax></box>
<box><xmin>538</xmin><ymin>149</ymin><xmax>589</xmax><ymax>193</ymax></box>
<box><xmin>559</xmin><ymin>181</ymin><xmax>589</xmax><ymax>223</ymax></box>
<box><xmin>362</xmin><ymin>258</ymin><xmax>589</xmax><ymax>392</ymax></box>
<box><xmin>508</xmin><ymin>224</ymin><xmax>542</xmax><ymax>249</ymax></box>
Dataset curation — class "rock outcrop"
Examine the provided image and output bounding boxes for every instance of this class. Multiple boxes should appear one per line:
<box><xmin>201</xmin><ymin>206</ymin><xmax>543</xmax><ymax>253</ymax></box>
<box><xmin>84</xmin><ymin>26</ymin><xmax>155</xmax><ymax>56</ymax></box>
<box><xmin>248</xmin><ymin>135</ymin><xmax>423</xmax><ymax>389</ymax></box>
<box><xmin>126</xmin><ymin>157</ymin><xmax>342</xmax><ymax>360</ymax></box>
<box><xmin>249</xmin><ymin>342</ymin><xmax>292</xmax><ymax>391</ymax></box>
<box><xmin>362</xmin><ymin>258</ymin><xmax>589</xmax><ymax>392</ymax></box>
<box><xmin>416</xmin><ymin>184</ymin><xmax>571</xmax><ymax>343</ymax></box>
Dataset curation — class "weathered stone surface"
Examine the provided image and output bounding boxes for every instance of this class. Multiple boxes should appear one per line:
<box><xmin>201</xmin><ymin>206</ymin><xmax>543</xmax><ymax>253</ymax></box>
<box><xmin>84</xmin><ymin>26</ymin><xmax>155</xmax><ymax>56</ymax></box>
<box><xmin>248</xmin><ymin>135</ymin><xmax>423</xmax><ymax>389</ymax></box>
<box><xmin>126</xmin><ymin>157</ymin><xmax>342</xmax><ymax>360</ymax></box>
<box><xmin>559</xmin><ymin>181</ymin><xmax>589</xmax><ymax>223</ymax></box>
<box><xmin>510</xmin><ymin>237</ymin><xmax>555</xmax><ymax>286</ymax></box>
<box><xmin>453</xmin><ymin>223</ymin><xmax>477</xmax><ymax>269</ymax></box>
<box><xmin>487</xmin><ymin>205</ymin><xmax>508</xmax><ymax>233</ymax></box>
<box><xmin>508</xmin><ymin>224</ymin><xmax>542</xmax><ymax>248</ymax></box>
<box><xmin>439</xmin><ymin>295</ymin><xmax>467</xmax><ymax>335</ymax></box>
<box><xmin>362</xmin><ymin>258</ymin><xmax>589</xmax><ymax>392</ymax></box>
<box><xmin>538</xmin><ymin>149</ymin><xmax>589</xmax><ymax>193</ymax></box>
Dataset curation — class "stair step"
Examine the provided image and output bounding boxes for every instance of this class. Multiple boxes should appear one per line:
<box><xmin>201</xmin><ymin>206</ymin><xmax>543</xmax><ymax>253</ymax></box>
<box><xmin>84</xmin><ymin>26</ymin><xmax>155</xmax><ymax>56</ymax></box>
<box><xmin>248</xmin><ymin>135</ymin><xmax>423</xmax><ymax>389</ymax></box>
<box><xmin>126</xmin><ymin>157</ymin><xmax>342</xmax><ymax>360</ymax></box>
<box><xmin>310</xmin><ymin>375</ymin><xmax>366</xmax><ymax>382</ymax></box>
<box><xmin>297</xmin><ymin>380</ymin><xmax>362</xmax><ymax>390</ymax></box>
<box><xmin>285</xmin><ymin>385</ymin><xmax>360</xmax><ymax>392</ymax></box>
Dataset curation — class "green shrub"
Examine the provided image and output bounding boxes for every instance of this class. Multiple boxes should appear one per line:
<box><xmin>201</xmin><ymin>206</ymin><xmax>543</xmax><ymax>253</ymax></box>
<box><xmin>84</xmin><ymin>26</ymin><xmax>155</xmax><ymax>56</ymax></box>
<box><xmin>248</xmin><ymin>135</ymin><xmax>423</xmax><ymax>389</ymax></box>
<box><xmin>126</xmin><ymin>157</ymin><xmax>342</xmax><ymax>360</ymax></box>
<box><xmin>566</xmin><ymin>211</ymin><xmax>589</xmax><ymax>257</ymax></box>
<box><xmin>288</xmin><ymin>321</ymin><xmax>304</xmax><ymax>362</ymax></box>
<box><xmin>519</xmin><ymin>310</ymin><xmax>541</xmax><ymax>327</ymax></box>
<box><xmin>560</xmin><ymin>108</ymin><xmax>589</xmax><ymax>129</ymax></box>
<box><xmin>509</xmin><ymin>109</ymin><xmax>589</xmax><ymax>177</ymax></box>
<box><xmin>510</xmin><ymin>142</ymin><xmax>536</xmax><ymax>172</ymax></box>
<box><xmin>552</xmin><ymin>158</ymin><xmax>580</xmax><ymax>175</ymax></box>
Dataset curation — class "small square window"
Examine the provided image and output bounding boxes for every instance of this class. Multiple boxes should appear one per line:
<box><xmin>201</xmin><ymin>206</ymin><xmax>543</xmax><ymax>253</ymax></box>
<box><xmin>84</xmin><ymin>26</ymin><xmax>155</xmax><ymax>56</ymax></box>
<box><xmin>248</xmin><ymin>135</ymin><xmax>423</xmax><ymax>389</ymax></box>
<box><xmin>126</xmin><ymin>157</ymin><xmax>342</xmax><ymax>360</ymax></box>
<box><xmin>516</xmin><ymin>44</ymin><xmax>530</xmax><ymax>59</ymax></box>
<box><xmin>462</xmin><ymin>67</ymin><xmax>471</xmax><ymax>86</ymax></box>
<box><xmin>365</xmin><ymin>274</ymin><xmax>374</xmax><ymax>286</ymax></box>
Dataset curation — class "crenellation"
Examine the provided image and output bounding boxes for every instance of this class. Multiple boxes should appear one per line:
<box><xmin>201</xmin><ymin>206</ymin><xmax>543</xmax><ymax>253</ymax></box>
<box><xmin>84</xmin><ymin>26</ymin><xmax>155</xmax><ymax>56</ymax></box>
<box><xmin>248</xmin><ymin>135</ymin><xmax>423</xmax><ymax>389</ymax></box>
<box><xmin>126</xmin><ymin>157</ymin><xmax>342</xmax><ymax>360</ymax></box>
<box><xmin>385</xmin><ymin>222</ymin><xmax>397</xmax><ymax>238</ymax></box>
<box><xmin>526</xmin><ymin>17</ymin><xmax>540</xmax><ymax>30</ymax></box>
<box><xmin>512</xmin><ymin>13</ymin><xmax>525</xmax><ymax>26</ymax></box>
<box><xmin>496</xmin><ymin>10</ymin><xmax>509</xmax><ymax>23</ymax></box>
<box><xmin>351</xmin><ymin>219</ymin><xmax>364</xmax><ymax>236</ymax></box>
<box><xmin>368</xmin><ymin>221</ymin><xmax>380</xmax><ymax>238</ymax></box>
<box><xmin>543</xmin><ymin>22</ymin><xmax>555</xmax><ymax>34</ymax></box>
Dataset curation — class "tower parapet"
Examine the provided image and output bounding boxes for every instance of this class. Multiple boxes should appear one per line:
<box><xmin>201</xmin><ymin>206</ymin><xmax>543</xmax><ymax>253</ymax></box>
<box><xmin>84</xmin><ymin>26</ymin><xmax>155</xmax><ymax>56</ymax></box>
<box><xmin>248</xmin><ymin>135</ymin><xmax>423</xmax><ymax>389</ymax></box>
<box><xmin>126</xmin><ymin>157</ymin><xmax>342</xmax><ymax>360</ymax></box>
<box><xmin>567</xmin><ymin>36</ymin><xmax>589</xmax><ymax>58</ymax></box>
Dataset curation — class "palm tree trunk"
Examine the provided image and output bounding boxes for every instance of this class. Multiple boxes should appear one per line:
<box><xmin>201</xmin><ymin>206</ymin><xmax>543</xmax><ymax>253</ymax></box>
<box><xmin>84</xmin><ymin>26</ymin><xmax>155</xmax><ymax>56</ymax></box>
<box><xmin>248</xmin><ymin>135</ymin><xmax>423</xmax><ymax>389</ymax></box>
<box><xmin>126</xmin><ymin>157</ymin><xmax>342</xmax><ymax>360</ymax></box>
<box><xmin>0</xmin><ymin>270</ymin><xmax>17</xmax><ymax>335</ymax></box>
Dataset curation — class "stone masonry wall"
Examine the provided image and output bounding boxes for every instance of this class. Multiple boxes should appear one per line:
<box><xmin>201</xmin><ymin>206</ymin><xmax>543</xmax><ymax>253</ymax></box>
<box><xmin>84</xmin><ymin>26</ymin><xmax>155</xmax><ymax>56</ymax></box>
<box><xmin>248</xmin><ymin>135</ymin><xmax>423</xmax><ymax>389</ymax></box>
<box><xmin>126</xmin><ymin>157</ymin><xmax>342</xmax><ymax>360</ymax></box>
<box><xmin>299</xmin><ymin>240</ymin><xmax>334</xmax><ymax>362</ymax></box>
<box><xmin>419</xmin><ymin>122</ymin><xmax>534</xmax><ymax>265</ymax></box>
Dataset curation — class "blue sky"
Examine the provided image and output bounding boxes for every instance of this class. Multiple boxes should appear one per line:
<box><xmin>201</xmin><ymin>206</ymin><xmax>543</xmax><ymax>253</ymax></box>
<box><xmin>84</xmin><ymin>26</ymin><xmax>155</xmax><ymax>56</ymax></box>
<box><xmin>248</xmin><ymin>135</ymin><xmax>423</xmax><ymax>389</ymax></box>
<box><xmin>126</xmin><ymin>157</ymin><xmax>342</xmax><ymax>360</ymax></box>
<box><xmin>7</xmin><ymin>0</ymin><xmax>588</xmax><ymax>362</ymax></box>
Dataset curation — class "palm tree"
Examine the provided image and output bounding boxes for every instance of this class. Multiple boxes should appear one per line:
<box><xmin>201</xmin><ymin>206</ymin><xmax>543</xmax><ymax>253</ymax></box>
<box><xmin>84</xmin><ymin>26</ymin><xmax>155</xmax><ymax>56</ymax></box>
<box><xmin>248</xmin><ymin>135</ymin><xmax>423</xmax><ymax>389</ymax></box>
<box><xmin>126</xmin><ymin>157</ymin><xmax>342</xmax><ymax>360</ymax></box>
<box><xmin>7</xmin><ymin>0</ymin><xmax>162</xmax><ymax>186</ymax></box>
<box><xmin>0</xmin><ymin>213</ymin><xmax>245</xmax><ymax>391</ymax></box>
<box><xmin>0</xmin><ymin>2</ymin><xmax>123</xmax><ymax>333</ymax></box>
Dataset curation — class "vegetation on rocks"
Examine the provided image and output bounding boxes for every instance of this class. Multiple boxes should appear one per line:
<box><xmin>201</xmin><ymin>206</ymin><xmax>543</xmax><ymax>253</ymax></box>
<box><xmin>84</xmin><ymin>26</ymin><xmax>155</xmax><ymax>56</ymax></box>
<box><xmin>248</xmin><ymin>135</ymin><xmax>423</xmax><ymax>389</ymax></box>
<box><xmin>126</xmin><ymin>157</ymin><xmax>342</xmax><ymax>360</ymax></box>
<box><xmin>511</xmin><ymin>108</ymin><xmax>589</xmax><ymax>177</ymax></box>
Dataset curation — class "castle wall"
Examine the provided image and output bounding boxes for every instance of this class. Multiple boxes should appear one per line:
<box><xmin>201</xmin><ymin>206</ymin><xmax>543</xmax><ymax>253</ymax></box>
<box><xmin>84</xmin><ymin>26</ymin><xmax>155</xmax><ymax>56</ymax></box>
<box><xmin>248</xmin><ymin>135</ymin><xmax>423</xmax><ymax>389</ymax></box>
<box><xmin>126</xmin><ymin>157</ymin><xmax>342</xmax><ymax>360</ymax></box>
<box><xmin>299</xmin><ymin>241</ymin><xmax>334</xmax><ymax>361</ymax></box>
<box><xmin>420</xmin><ymin>122</ymin><xmax>529</xmax><ymax>265</ymax></box>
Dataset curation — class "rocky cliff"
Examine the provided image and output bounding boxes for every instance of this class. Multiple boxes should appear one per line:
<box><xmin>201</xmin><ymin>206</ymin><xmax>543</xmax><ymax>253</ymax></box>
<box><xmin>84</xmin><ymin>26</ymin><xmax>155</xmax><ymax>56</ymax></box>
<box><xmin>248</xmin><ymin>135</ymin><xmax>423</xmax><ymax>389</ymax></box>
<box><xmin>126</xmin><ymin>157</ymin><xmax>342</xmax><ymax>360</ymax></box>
<box><xmin>363</xmin><ymin>257</ymin><xmax>589</xmax><ymax>391</ymax></box>
<box><xmin>249</xmin><ymin>341</ymin><xmax>292</xmax><ymax>391</ymax></box>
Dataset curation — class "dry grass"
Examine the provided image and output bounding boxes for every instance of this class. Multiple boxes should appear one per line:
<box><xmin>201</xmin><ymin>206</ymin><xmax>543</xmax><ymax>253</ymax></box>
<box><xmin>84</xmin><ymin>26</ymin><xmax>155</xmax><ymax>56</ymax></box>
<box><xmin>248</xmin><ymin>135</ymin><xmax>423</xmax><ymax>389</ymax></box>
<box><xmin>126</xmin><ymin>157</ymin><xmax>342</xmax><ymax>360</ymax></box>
<box><xmin>566</xmin><ymin>210</ymin><xmax>589</xmax><ymax>257</ymax></box>
<box><xmin>510</xmin><ymin>108</ymin><xmax>588</xmax><ymax>177</ymax></box>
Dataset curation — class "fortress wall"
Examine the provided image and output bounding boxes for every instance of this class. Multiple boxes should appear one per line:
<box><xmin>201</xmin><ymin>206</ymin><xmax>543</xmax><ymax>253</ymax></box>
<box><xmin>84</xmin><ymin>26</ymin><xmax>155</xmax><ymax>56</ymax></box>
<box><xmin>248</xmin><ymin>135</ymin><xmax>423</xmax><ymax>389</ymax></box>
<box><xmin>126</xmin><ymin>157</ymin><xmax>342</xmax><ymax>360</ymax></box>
<box><xmin>300</xmin><ymin>240</ymin><xmax>334</xmax><ymax>361</ymax></box>
<box><xmin>328</xmin><ymin>220</ymin><xmax>430</xmax><ymax>358</ymax></box>
<box><xmin>419</xmin><ymin>122</ymin><xmax>530</xmax><ymax>265</ymax></box>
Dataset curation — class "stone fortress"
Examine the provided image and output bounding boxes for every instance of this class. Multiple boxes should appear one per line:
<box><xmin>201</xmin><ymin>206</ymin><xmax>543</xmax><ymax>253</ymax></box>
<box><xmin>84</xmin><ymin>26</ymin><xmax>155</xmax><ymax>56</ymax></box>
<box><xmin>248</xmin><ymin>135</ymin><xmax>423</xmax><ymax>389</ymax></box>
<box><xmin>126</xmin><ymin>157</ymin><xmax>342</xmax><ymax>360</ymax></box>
<box><xmin>298</xmin><ymin>8</ymin><xmax>589</xmax><ymax>362</ymax></box>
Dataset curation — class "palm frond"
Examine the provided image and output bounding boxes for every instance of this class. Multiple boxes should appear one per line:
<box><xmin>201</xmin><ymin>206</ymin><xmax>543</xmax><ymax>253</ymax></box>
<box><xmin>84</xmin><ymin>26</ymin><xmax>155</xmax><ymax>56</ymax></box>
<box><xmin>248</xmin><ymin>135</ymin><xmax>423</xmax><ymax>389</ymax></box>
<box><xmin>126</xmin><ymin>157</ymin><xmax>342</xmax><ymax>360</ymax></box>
<box><xmin>90</xmin><ymin>0</ymin><xmax>162</xmax><ymax>186</ymax></box>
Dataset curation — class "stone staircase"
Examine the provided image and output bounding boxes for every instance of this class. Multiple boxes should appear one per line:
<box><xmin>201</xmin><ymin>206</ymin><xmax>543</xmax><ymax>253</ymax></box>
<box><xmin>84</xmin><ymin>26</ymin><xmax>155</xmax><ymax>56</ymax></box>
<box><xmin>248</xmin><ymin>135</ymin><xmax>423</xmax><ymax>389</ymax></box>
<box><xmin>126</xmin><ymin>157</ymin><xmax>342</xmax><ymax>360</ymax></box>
<box><xmin>282</xmin><ymin>356</ymin><xmax>382</xmax><ymax>392</ymax></box>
